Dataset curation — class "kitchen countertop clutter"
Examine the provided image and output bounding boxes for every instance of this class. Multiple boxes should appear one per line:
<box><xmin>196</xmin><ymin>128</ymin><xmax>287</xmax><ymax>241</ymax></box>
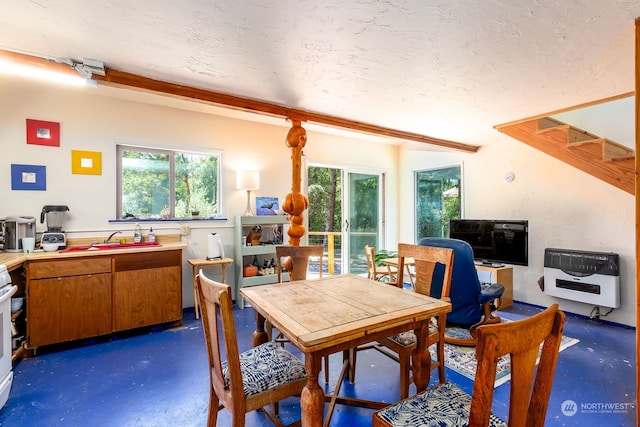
<box><xmin>0</xmin><ymin>234</ymin><xmax>186</xmax><ymax>271</ymax></box>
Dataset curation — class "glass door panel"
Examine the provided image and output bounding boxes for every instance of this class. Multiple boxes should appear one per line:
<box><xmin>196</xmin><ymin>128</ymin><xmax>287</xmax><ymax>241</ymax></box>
<box><xmin>347</xmin><ymin>172</ymin><xmax>381</xmax><ymax>275</ymax></box>
<box><xmin>308</xmin><ymin>167</ymin><xmax>383</xmax><ymax>275</ymax></box>
<box><xmin>415</xmin><ymin>165</ymin><xmax>461</xmax><ymax>240</ymax></box>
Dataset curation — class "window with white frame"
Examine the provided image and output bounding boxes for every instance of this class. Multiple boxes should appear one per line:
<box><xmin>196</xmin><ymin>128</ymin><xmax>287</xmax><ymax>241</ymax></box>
<box><xmin>117</xmin><ymin>145</ymin><xmax>221</xmax><ymax>219</ymax></box>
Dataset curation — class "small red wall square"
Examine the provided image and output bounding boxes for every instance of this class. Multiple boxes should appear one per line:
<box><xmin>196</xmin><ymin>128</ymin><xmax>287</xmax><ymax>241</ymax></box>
<box><xmin>26</xmin><ymin>119</ymin><xmax>60</xmax><ymax>147</ymax></box>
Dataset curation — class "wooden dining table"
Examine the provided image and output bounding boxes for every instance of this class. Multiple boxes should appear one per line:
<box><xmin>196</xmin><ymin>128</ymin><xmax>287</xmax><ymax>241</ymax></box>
<box><xmin>240</xmin><ymin>274</ymin><xmax>451</xmax><ymax>427</ymax></box>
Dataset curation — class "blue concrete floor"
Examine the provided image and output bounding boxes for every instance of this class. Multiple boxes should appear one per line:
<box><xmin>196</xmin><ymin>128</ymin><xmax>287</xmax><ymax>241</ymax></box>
<box><xmin>0</xmin><ymin>302</ymin><xmax>635</xmax><ymax>426</ymax></box>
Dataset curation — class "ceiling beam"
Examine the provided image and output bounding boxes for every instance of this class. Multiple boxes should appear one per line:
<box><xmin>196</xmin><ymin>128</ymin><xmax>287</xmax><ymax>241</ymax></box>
<box><xmin>93</xmin><ymin>68</ymin><xmax>479</xmax><ymax>153</ymax></box>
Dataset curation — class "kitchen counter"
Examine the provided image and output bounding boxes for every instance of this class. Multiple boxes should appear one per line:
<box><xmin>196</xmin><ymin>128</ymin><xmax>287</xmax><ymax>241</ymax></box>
<box><xmin>16</xmin><ymin>234</ymin><xmax>187</xmax><ymax>352</ymax></box>
<box><xmin>0</xmin><ymin>235</ymin><xmax>186</xmax><ymax>271</ymax></box>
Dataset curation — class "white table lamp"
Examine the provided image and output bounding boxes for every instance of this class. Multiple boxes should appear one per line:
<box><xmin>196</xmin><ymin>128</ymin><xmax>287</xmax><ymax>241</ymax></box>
<box><xmin>236</xmin><ymin>170</ymin><xmax>260</xmax><ymax>216</ymax></box>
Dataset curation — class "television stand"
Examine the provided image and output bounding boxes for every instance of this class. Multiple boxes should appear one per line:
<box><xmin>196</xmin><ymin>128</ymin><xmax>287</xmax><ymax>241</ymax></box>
<box><xmin>474</xmin><ymin>260</ymin><xmax>505</xmax><ymax>268</ymax></box>
<box><xmin>475</xmin><ymin>264</ymin><xmax>513</xmax><ymax>309</ymax></box>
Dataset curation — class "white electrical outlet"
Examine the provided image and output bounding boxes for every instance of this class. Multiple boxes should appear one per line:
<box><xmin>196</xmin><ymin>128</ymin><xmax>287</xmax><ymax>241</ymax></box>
<box><xmin>180</xmin><ymin>225</ymin><xmax>189</xmax><ymax>236</ymax></box>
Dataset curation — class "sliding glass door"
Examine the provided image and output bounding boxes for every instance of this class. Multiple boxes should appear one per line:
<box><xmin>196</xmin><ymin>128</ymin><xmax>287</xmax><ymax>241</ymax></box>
<box><xmin>308</xmin><ymin>166</ymin><xmax>384</xmax><ymax>275</ymax></box>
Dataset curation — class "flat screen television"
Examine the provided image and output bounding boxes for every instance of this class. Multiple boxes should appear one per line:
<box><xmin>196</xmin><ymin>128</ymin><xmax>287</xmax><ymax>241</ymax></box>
<box><xmin>449</xmin><ymin>219</ymin><xmax>528</xmax><ymax>266</ymax></box>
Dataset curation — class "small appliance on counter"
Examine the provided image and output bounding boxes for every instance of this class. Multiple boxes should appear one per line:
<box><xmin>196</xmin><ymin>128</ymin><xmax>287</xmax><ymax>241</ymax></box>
<box><xmin>40</xmin><ymin>205</ymin><xmax>70</xmax><ymax>250</ymax></box>
<box><xmin>2</xmin><ymin>216</ymin><xmax>36</xmax><ymax>252</ymax></box>
<box><xmin>207</xmin><ymin>232</ymin><xmax>225</xmax><ymax>260</ymax></box>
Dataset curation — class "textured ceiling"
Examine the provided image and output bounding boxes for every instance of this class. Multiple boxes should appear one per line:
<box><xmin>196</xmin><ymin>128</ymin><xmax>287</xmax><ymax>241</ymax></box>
<box><xmin>1</xmin><ymin>0</ymin><xmax>639</xmax><ymax>147</ymax></box>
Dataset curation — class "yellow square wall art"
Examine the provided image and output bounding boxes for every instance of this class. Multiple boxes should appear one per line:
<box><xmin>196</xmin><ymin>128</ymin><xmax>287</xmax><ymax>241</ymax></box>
<box><xmin>71</xmin><ymin>150</ymin><xmax>102</xmax><ymax>175</ymax></box>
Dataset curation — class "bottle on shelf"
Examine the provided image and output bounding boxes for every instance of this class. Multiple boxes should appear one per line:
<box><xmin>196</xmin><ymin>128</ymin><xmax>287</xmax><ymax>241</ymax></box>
<box><xmin>148</xmin><ymin>227</ymin><xmax>155</xmax><ymax>243</ymax></box>
<box><xmin>134</xmin><ymin>223</ymin><xmax>142</xmax><ymax>243</ymax></box>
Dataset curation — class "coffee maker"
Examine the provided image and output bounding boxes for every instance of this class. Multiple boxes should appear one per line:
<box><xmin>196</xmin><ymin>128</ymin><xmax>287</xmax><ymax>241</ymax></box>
<box><xmin>2</xmin><ymin>216</ymin><xmax>36</xmax><ymax>252</ymax></box>
<box><xmin>40</xmin><ymin>205</ymin><xmax>70</xmax><ymax>249</ymax></box>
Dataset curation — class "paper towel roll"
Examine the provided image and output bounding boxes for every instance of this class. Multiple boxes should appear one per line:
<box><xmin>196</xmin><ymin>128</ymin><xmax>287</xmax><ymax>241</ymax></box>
<box><xmin>207</xmin><ymin>233</ymin><xmax>225</xmax><ymax>260</ymax></box>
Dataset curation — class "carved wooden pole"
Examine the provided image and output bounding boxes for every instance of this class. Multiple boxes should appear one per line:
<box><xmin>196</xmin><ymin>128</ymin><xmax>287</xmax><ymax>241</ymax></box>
<box><xmin>282</xmin><ymin>119</ymin><xmax>308</xmax><ymax>246</ymax></box>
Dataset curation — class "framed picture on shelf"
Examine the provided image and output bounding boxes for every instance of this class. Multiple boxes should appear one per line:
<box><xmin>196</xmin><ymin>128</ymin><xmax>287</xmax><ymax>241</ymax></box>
<box><xmin>256</xmin><ymin>196</ymin><xmax>279</xmax><ymax>216</ymax></box>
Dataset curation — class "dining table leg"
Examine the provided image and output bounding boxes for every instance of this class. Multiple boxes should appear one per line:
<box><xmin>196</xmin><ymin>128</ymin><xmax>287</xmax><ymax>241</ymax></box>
<box><xmin>251</xmin><ymin>312</ymin><xmax>268</xmax><ymax>347</ymax></box>
<box><xmin>301</xmin><ymin>353</ymin><xmax>324</xmax><ymax>427</ymax></box>
<box><xmin>411</xmin><ymin>320</ymin><xmax>432</xmax><ymax>392</ymax></box>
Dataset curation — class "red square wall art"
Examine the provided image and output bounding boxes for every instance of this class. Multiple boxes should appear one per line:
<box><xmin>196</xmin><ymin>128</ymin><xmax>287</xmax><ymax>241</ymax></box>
<box><xmin>26</xmin><ymin>119</ymin><xmax>60</xmax><ymax>147</ymax></box>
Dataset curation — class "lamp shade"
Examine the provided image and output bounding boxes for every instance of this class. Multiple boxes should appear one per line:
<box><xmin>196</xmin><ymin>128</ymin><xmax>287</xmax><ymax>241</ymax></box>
<box><xmin>236</xmin><ymin>170</ymin><xmax>260</xmax><ymax>190</ymax></box>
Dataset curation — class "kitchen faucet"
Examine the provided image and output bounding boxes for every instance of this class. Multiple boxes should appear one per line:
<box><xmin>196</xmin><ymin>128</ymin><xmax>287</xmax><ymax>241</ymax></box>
<box><xmin>104</xmin><ymin>231</ymin><xmax>122</xmax><ymax>244</ymax></box>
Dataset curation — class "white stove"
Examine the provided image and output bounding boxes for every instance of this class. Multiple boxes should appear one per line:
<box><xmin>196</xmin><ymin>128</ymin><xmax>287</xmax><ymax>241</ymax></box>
<box><xmin>0</xmin><ymin>265</ymin><xmax>17</xmax><ymax>409</ymax></box>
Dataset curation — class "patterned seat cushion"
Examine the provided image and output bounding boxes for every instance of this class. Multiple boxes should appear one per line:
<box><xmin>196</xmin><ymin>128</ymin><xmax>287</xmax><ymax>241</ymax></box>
<box><xmin>388</xmin><ymin>323</ymin><xmax>438</xmax><ymax>347</ymax></box>
<box><xmin>375</xmin><ymin>381</ymin><xmax>507</xmax><ymax>427</ymax></box>
<box><xmin>222</xmin><ymin>341</ymin><xmax>307</xmax><ymax>396</ymax></box>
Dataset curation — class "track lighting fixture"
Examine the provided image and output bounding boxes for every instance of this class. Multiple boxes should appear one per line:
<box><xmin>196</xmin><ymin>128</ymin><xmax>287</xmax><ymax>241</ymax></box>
<box><xmin>0</xmin><ymin>46</ymin><xmax>104</xmax><ymax>86</ymax></box>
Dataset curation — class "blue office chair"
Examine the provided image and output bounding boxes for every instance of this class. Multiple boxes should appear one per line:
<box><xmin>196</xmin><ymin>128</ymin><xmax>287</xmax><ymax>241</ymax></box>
<box><xmin>418</xmin><ymin>237</ymin><xmax>505</xmax><ymax>346</ymax></box>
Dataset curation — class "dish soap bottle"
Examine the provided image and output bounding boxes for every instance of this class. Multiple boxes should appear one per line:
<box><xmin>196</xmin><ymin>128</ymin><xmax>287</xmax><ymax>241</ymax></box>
<box><xmin>134</xmin><ymin>223</ymin><xmax>142</xmax><ymax>243</ymax></box>
<box><xmin>148</xmin><ymin>227</ymin><xmax>155</xmax><ymax>243</ymax></box>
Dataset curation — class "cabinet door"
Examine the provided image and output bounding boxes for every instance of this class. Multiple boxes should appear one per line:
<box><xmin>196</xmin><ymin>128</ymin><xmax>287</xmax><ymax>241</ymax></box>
<box><xmin>27</xmin><ymin>273</ymin><xmax>112</xmax><ymax>348</ymax></box>
<box><xmin>113</xmin><ymin>265</ymin><xmax>182</xmax><ymax>331</ymax></box>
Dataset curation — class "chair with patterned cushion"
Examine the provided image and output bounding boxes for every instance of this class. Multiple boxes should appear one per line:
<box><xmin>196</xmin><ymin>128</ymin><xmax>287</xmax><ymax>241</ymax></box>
<box><xmin>268</xmin><ymin>245</ymin><xmax>332</xmax><ymax>382</ymax></box>
<box><xmin>373</xmin><ymin>303</ymin><xmax>566</xmax><ymax>427</ymax></box>
<box><xmin>349</xmin><ymin>243</ymin><xmax>454</xmax><ymax>399</ymax></box>
<box><xmin>419</xmin><ymin>237</ymin><xmax>505</xmax><ymax>346</ymax></box>
<box><xmin>197</xmin><ymin>270</ymin><xmax>307</xmax><ymax>427</ymax></box>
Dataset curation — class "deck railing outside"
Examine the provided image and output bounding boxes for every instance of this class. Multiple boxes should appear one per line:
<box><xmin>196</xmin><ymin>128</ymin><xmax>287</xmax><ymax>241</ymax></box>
<box><xmin>308</xmin><ymin>231</ymin><xmax>341</xmax><ymax>274</ymax></box>
<box><xmin>307</xmin><ymin>231</ymin><xmax>378</xmax><ymax>276</ymax></box>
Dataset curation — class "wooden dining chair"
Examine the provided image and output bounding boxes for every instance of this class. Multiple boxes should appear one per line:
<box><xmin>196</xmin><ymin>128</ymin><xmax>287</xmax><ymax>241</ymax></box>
<box><xmin>268</xmin><ymin>245</ymin><xmax>324</xmax><ymax>343</ymax></box>
<box><xmin>349</xmin><ymin>243</ymin><xmax>454</xmax><ymax>399</ymax></box>
<box><xmin>275</xmin><ymin>244</ymin><xmax>324</xmax><ymax>282</ymax></box>
<box><xmin>373</xmin><ymin>303</ymin><xmax>566</xmax><ymax>427</ymax></box>
<box><xmin>365</xmin><ymin>245</ymin><xmax>398</xmax><ymax>283</ymax></box>
<box><xmin>197</xmin><ymin>271</ymin><xmax>307</xmax><ymax>427</ymax></box>
<box><xmin>267</xmin><ymin>245</ymin><xmax>332</xmax><ymax>382</ymax></box>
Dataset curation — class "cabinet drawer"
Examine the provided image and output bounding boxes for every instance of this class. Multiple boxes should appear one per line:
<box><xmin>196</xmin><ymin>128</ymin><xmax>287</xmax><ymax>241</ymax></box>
<box><xmin>28</xmin><ymin>257</ymin><xmax>112</xmax><ymax>279</ymax></box>
<box><xmin>113</xmin><ymin>250</ymin><xmax>181</xmax><ymax>272</ymax></box>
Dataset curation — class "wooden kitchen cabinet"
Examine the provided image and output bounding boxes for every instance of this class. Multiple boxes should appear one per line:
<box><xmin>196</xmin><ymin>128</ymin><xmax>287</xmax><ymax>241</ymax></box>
<box><xmin>25</xmin><ymin>248</ymin><xmax>183</xmax><ymax>351</ymax></box>
<box><xmin>27</xmin><ymin>257</ymin><xmax>112</xmax><ymax>348</ymax></box>
<box><xmin>112</xmin><ymin>250</ymin><xmax>182</xmax><ymax>331</ymax></box>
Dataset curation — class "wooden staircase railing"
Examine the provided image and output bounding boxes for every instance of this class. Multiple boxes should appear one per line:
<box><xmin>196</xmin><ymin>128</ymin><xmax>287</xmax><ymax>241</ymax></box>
<box><xmin>496</xmin><ymin>117</ymin><xmax>635</xmax><ymax>195</ymax></box>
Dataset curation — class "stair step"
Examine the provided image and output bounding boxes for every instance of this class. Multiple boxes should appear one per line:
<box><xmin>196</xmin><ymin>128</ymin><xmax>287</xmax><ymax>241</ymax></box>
<box><xmin>536</xmin><ymin>117</ymin><xmax>566</xmax><ymax>132</ymax></box>
<box><xmin>603</xmin><ymin>140</ymin><xmax>634</xmax><ymax>161</ymax></box>
<box><xmin>567</xmin><ymin>138</ymin><xmax>634</xmax><ymax>161</ymax></box>
<box><xmin>496</xmin><ymin>119</ymin><xmax>635</xmax><ymax>195</ymax></box>
<box><xmin>566</xmin><ymin>128</ymin><xmax>597</xmax><ymax>144</ymax></box>
<box><xmin>538</xmin><ymin>116</ymin><xmax>635</xmax><ymax>161</ymax></box>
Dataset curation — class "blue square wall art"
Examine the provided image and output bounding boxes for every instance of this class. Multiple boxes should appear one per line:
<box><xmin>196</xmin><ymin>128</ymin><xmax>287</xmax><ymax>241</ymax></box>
<box><xmin>11</xmin><ymin>164</ymin><xmax>46</xmax><ymax>191</ymax></box>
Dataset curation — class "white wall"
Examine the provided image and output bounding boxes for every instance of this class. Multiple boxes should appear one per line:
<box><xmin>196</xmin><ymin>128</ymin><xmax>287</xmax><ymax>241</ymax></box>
<box><xmin>0</xmin><ymin>75</ymin><xmax>399</xmax><ymax>310</ymax></box>
<box><xmin>399</xmin><ymin>135</ymin><xmax>636</xmax><ymax>326</ymax></box>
